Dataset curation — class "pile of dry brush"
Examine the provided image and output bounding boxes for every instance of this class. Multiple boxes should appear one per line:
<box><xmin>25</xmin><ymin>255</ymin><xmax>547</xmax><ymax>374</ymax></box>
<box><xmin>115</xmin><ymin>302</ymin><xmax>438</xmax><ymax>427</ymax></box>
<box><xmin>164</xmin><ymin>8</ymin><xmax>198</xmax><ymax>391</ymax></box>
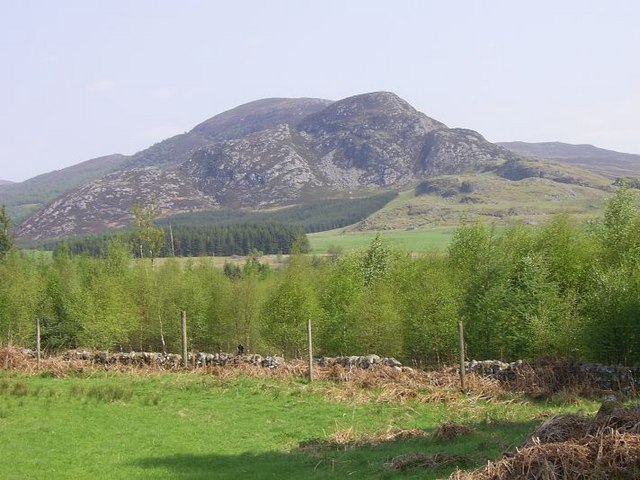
<box><xmin>450</xmin><ymin>407</ymin><xmax>640</xmax><ymax>480</ymax></box>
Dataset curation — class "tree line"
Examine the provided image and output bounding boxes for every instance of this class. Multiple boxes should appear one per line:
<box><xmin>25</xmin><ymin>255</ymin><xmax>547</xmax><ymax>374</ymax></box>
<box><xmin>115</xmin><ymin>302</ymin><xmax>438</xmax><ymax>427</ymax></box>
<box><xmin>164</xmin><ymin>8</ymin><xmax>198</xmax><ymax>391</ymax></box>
<box><xmin>156</xmin><ymin>191</ymin><xmax>398</xmax><ymax>233</ymax></box>
<box><xmin>1</xmin><ymin>186</ymin><xmax>640</xmax><ymax>366</ymax></box>
<box><xmin>34</xmin><ymin>191</ymin><xmax>398</xmax><ymax>258</ymax></box>
<box><xmin>42</xmin><ymin>223</ymin><xmax>309</xmax><ymax>258</ymax></box>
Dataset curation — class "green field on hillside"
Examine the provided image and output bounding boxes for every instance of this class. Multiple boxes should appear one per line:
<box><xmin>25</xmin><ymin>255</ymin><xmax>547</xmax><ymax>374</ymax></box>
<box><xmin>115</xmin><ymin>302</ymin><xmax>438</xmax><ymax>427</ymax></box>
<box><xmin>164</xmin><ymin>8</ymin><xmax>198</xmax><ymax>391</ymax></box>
<box><xmin>308</xmin><ymin>227</ymin><xmax>457</xmax><ymax>254</ymax></box>
<box><xmin>0</xmin><ymin>371</ymin><xmax>597</xmax><ymax>480</ymax></box>
<box><xmin>356</xmin><ymin>174</ymin><xmax>611</xmax><ymax>232</ymax></box>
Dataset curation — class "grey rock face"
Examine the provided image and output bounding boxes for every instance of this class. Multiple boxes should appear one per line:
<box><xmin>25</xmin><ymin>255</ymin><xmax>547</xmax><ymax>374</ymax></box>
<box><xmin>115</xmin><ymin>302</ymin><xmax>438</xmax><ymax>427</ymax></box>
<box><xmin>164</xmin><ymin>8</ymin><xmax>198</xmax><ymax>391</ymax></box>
<box><xmin>180</xmin><ymin>92</ymin><xmax>517</xmax><ymax>211</ymax></box>
<box><xmin>419</xmin><ymin>129</ymin><xmax>519</xmax><ymax>176</ymax></box>
<box><xmin>181</xmin><ymin>124</ymin><xmax>322</xmax><ymax>208</ymax></box>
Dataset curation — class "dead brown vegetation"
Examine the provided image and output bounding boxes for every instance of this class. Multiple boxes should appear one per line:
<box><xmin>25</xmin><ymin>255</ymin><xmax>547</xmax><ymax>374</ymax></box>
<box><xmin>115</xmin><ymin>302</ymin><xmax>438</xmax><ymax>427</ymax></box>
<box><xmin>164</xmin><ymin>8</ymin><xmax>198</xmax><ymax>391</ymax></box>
<box><xmin>386</xmin><ymin>452</ymin><xmax>463</xmax><ymax>471</ymax></box>
<box><xmin>299</xmin><ymin>426</ymin><xmax>429</xmax><ymax>452</ymax></box>
<box><xmin>450</xmin><ymin>408</ymin><xmax>640</xmax><ymax>480</ymax></box>
<box><xmin>0</xmin><ymin>347</ymin><xmax>507</xmax><ymax>403</ymax></box>
<box><xmin>435</xmin><ymin>423</ymin><xmax>474</xmax><ymax>441</ymax></box>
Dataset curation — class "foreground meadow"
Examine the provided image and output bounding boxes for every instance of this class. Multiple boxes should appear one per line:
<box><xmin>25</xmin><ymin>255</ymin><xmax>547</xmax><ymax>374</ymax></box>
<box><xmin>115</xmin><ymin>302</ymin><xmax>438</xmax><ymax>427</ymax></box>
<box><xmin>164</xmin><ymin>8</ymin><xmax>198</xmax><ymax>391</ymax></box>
<box><xmin>0</xmin><ymin>363</ymin><xmax>598</xmax><ymax>480</ymax></box>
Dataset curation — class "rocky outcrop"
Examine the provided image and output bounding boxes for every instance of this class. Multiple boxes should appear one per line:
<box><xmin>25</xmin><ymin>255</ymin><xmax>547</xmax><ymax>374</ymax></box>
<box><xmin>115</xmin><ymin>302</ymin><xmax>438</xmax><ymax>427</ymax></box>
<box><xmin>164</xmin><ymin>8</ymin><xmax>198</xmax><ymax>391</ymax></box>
<box><xmin>181</xmin><ymin>92</ymin><xmax>518</xmax><ymax>210</ymax></box>
<box><xmin>128</xmin><ymin>97</ymin><xmax>333</xmax><ymax>169</ymax></box>
<box><xmin>420</xmin><ymin>128</ymin><xmax>519</xmax><ymax>175</ymax></box>
<box><xmin>182</xmin><ymin>124</ymin><xmax>322</xmax><ymax>208</ymax></box>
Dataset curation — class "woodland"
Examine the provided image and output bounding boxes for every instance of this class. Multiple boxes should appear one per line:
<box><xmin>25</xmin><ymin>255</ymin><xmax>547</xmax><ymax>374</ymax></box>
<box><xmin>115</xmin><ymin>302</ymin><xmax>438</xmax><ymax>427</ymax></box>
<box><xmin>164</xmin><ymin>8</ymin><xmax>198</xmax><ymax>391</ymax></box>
<box><xmin>0</xmin><ymin>186</ymin><xmax>639</xmax><ymax>366</ymax></box>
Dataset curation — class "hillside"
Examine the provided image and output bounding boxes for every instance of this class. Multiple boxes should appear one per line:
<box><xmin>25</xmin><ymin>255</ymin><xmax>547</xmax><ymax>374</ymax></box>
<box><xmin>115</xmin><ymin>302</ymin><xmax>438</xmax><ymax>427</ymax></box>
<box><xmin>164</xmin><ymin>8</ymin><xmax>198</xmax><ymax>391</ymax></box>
<box><xmin>0</xmin><ymin>179</ymin><xmax>14</xmax><ymax>185</ymax></box>
<box><xmin>498</xmin><ymin>141</ymin><xmax>640</xmax><ymax>178</ymax></box>
<box><xmin>17</xmin><ymin>167</ymin><xmax>217</xmax><ymax>239</ymax></box>
<box><xmin>177</xmin><ymin>92</ymin><xmax>519</xmax><ymax>209</ymax></box>
<box><xmin>353</xmin><ymin>170</ymin><xmax>610</xmax><ymax>232</ymax></box>
<box><xmin>0</xmin><ymin>154</ymin><xmax>129</xmax><ymax>223</ymax></box>
<box><xmin>14</xmin><ymin>92</ymin><xmax>616</xmax><ymax>241</ymax></box>
<box><xmin>2</xmin><ymin>98</ymin><xmax>332</xmax><ymax>225</ymax></box>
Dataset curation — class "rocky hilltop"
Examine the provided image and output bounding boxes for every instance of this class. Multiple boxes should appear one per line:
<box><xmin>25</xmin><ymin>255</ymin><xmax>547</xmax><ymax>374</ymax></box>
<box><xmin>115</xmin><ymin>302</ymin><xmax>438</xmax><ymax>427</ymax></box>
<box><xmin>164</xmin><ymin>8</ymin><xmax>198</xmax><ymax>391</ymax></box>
<box><xmin>15</xmin><ymin>92</ymin><xmax>542</xmax><ymax>240</ymax></box>
<box><xmin>127</xmin><ymin>97</ymin><xmax>333</xmax><ymax>170</ymax></box>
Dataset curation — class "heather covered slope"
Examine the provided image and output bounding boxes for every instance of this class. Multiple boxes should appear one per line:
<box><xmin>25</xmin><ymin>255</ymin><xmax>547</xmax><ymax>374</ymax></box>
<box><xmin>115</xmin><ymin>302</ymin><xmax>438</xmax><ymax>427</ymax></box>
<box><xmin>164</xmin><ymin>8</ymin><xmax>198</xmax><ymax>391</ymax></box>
<box><xmin>0</xmin><ymin>153</ymin><xmax>128</xmax><ymax>223</ymax></box>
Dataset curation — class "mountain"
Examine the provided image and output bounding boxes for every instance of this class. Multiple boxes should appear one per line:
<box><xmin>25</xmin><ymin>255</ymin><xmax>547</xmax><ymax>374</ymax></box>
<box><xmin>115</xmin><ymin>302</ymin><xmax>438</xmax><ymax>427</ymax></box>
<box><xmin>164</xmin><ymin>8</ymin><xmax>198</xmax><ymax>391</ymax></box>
<box><xmin>0</xmin><ymin>179</ymin><xmax>14</xmax><ymax>185</ymax></box>
<box><xmin>498</xmin><ymin>141</ymin><xmax>640</xmax><ymax>178</ymax></box>
<box><xmin>15</xmin><ymin>92</ymin><xmax>609</xmax><ymax>241</ymax></box>
<box><xmin>180</xmin><ymin>92</ymin><xmax>518</xmax><ymax>209</ymax></box>
<box><xmin>2</xmin><ymin>98</ymin><xmax>334</xmax><ymax>226</ymax></box>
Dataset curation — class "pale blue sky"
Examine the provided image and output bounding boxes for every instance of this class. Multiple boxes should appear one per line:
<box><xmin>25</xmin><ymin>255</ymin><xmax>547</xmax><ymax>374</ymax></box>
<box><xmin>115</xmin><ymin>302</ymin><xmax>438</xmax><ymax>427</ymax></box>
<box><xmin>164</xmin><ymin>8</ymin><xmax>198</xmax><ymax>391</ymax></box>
<box><xmin>1</xmin><ymin>0</ymin><xmax>638</xmax><ymax>181</ymax></box>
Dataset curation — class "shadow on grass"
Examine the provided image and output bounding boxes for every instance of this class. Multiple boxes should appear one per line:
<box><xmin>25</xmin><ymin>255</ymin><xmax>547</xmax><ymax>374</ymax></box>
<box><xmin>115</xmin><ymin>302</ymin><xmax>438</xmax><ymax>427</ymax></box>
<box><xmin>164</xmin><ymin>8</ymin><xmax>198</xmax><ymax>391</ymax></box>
<box><xmin>131</xmin><ymin>419</ymin><xmax>542</xmax><ymax>479</ymax></box>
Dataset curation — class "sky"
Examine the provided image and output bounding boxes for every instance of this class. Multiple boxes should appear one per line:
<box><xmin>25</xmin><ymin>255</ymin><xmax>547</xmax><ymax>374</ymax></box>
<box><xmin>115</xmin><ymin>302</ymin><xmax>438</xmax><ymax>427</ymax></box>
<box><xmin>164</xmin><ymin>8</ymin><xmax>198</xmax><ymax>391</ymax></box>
<box><xmin>0</xmin><ymin>0</ymin><xmax>638</xmax><ymax>182</ymax></box>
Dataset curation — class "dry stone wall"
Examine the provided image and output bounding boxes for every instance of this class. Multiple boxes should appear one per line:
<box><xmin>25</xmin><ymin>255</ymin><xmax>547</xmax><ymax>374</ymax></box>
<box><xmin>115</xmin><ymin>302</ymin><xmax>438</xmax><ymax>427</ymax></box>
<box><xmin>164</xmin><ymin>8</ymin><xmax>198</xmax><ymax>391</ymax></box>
<box><xmin>16</xmin><ymin>348</ymin><xmax>638</xmax><ymax>393</ymax></box>
<box><xmin>465</xmin><ymin>359</ymin><xmax>639</xmax><ymax>393</ymax></box>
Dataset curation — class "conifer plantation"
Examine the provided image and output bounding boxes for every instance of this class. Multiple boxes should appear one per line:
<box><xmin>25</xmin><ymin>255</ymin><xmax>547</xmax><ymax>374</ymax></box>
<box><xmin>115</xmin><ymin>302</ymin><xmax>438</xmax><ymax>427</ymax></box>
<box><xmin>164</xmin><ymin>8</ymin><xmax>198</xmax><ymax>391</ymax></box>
<box><xmin>1</xmin><ymin>186</ymin><xmax>640</xmax><ymax>366</ymax></box>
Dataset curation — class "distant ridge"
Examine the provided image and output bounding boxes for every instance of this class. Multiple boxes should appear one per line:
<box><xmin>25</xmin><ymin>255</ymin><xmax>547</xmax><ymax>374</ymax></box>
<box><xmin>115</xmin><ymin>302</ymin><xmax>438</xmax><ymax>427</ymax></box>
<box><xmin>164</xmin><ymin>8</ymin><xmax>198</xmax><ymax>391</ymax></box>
<box><xmin>498</xmin><ymin>141</ymin><xmax>640</xmax><ymax>178</ymax></box>
<box><xmin>0</xmin><ymin>179</ymin><xmax>14</xmax><ymax>185</ymax></box>
<box><xmin>0</xmin><ymin>154</ymin><xmax>129</xmax><ymax>223</ymax></box>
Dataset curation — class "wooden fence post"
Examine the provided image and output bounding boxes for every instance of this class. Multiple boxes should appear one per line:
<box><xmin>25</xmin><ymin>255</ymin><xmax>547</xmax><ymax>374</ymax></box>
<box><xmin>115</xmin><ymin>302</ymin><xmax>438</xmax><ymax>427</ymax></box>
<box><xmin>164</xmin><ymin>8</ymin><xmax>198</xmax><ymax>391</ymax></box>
<box><xmin>307</xmin><ymin>318</ymin><xmax>313</xmax><ymax>382</ymax></box>
<box><xmin>36</xmin><ymin>318</ymin><xmax>41</xmax><ymax>370</ymax></box>
<box><xmin>458</xmin><ymin>321</ymin><xmax>466</xmax><ymax>391</ymax></box>
<box><xmin>181</xmin><ymin>311</ymin><xmax>188</xmax><ymax>369</ymax></box>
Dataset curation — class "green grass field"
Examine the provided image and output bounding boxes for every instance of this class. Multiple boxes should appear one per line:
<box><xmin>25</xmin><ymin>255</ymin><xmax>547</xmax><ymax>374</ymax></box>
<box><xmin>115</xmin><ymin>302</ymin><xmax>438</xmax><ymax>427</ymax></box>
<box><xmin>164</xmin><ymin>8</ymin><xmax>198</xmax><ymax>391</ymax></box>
<box><xmin>308</xmin><ymin>227</ymin><xmax>457</xmax><ymax>254</ymax></box>
<box><xmin>0</xmin><ymin>371</ymin><xmax>597</xmax><ymax>479</ymax></box>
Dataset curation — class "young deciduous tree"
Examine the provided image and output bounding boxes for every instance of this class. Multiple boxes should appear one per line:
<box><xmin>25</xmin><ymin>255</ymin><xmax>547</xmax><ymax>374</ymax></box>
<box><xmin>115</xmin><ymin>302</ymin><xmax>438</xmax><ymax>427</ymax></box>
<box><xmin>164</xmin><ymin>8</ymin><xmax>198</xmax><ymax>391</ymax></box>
<box><xmin>601</xmin><ymin>184</ymin><xmax>640</xmax><ymax>266</ymax></box>
<box><xmin>261</xmin><ymin>238</ymin><xmax>321</xmax><ymax>358</ymax></box>
<box><xmin>361</xmin><ymin>233</ymin><xmax>391</xmax><ymax>286</ymax></box>
<box><xmin>131</xmin><ymin>199</ymin><xmax>165</xmax><ymax>263</ymax></box>
<box><xmin>399</xmin><ymin>255</ymin><xmax>461</xmax><ymax>365</ymax></box>
<box><xmin>0</xmin><ymin>205</ymin><xmax>13</xmax><ymax>258</ymax></box>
